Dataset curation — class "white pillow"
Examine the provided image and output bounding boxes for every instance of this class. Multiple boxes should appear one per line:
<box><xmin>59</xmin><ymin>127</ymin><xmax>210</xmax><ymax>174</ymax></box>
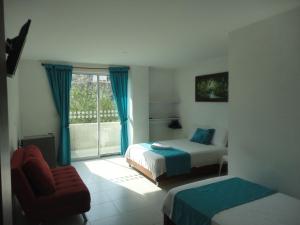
<box><xmin>151</xmin><ymin>142</ymin><xmax>172</xmax><ymax>150</ymax></box>
<box><xmin>211</xmin><ymin>127</ymin><xmax>228</xmax><ymax>147</ymax></box>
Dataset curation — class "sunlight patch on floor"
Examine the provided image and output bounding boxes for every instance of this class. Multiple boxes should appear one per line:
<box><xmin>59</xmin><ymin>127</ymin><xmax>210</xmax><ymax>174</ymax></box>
<box><xmin>84</xmin><ymin>157</ymin><xmax>161</xmax><ymax>195</ymax></box>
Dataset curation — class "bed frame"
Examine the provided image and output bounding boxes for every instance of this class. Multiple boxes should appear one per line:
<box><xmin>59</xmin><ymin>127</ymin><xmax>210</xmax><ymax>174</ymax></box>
<box><xmin>126</xmin><ymin>158</ymin><xmax>224</xmax><ymax>185</ymax></box>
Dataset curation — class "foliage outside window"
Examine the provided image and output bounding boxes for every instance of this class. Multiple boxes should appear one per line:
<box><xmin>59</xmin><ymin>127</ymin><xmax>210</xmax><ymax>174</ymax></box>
<box><xmin>70</xmin><ymin>74</ymin><xmax>119</xmax><ymax>123</ymax></box>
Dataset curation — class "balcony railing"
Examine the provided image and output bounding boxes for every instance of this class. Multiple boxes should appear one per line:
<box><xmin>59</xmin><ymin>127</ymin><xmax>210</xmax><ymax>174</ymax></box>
<box><xmin>70</xmin><ymin>110</ymin><xmax>119</xmax><ymax>123</ymax></box>
<box><xmin>70</xmin><ymin>110</ymin><xmax>120</xmax><ymax>159</ymax></box>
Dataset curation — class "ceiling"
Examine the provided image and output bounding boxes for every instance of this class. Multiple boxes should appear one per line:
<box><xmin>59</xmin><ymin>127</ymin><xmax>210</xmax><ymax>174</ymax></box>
<box><xmin>4</xmin><ymin>0</ymin><xmax>300</xmax><ymax>68</ymax></box>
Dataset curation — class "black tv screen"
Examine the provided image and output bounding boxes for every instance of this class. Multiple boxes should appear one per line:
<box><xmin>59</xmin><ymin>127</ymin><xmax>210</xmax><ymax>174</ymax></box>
<box><xmin>6</xmin><ymin>19</ymin><xmax>31</xmax><ymax>76</ymax></box>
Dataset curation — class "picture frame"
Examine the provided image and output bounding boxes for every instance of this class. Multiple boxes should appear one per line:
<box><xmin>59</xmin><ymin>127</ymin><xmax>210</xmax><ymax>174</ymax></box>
<box><xmin>195</xmin><ymin>72</ymin><xmax>228</xmax><ymax>102</ymax></box>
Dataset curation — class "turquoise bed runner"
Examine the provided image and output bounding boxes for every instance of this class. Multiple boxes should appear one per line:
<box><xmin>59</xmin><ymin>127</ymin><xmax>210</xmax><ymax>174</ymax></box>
<box><xmin>140</xmin><ymin>143</ymin><xmax>191</xmax><ymax>177</ymax></box>
<box><xmin>172</xmin><ymin>177</ymin><xmax>276</xmax><ymax>225</ymax></box>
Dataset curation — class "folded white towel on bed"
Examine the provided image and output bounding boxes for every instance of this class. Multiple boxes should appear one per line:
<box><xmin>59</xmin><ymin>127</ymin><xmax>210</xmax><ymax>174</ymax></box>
<box><xmin>151</xmin><ymin>142</ymin><xmax>173</xmax><ymax>150</ymax></box>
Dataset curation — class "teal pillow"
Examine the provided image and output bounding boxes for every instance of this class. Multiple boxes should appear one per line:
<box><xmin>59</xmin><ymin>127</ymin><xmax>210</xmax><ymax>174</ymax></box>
<box><xmin>204</xmin><ymin>129</ymin><xmax>215</xmax><ymax>144</ymax></box>
<box><xmin>190</xmin><ymin>128</ymin><xmax>215</xmax><ymax>145</ymax></box>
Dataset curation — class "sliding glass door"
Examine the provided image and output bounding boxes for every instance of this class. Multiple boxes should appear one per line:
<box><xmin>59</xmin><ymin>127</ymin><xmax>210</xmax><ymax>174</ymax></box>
<box><xmin>69</xmin><ymin>72</ymin><xmax>120</xmax><ymax>160</ymax></box>
<box><xmin>98</xmin><ymin>74</ymin><xmax>120</xmax><ymax>155</ymax></box>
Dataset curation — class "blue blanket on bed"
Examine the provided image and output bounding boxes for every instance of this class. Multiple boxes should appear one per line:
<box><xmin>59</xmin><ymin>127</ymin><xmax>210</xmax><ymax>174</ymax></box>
<box><xmin>140</xmin><ymin>143</ymin><xmax>191</xmax><ymax>177</ymax></box>
<box><xmin>172</xmin><ymin>177</ymin><xmax>276</xmax><ymax>225</ymax></box>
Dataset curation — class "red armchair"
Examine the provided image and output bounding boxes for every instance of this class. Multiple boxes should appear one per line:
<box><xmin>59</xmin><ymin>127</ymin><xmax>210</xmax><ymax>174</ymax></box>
<box><xmin>11</xmin><ymin>145</ymin><xmax>91</xmax><ymax>224</ymax></box>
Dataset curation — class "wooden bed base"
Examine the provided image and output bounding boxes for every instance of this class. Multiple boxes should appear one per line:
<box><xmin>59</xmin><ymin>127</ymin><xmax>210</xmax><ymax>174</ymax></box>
<box><xmin>126</xmin><ymin>158</ymin><xmax>155</xmax><ymax>181</ymax></box>
<box><xmin>126</xmin><ymin>158</ymin><xmax>224</xmax><ymax>185</ymax></box>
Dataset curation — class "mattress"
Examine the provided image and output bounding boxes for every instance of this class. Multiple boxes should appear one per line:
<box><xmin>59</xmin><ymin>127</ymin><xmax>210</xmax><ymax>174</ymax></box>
<box><xmin>163</xmin><ymin>176</ymin><xmax>300</xmax><ymax>225</ymax></box>
<box><xmin>125</xmin><ymin>139</ymin><xmax>227</xmax><ymax>179</ymax></box>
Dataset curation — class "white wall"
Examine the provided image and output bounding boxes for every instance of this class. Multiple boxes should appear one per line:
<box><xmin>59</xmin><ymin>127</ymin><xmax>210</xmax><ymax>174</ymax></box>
<box><xmin>18</xmin><ymin>60</ymin><xmax>59</xmax><ymax>145</ymax></box>
<box><xmin>149</xmin><ymin>68</ymin><xmax>176</xmax><ymax>103</ymax></box>
<box><xmin>128</xmin><ymin>66</ymin><xmax>149</xmax><ymax>144</ymax></box>
<box><xmin>7</xmin><ymin>69</ymin><xmax>21</xmax><ymax>152</ymax></box>
<box><xmin>148</xmin><ymin>67</ymin><xmax>180</xmax><ymax>141</ymax></box>
<box><xmin>229</xmin><ymin>7</ymin><xmax>300</xmax><ymax>198</ymax></box>
<box><xmin>175</xmin><ymin>56</ymin><xmax>228</xmax><ymax>137</ymax></box>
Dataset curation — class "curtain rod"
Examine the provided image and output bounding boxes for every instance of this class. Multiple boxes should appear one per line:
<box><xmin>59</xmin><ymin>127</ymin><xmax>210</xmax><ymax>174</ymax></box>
<box><xmin>73</xmin><ymin>66</ymin><xmax>130</xmax><ymax>70</ymax></box>
<box><xmin>73</xmin><ymin>66</ymin><xmax>109</xmax><ymax>70</ymax></box>
<box><xmin>41</xmin><ymin>63</ymin><xmax>130</xmax><ymax>70</ymax></box>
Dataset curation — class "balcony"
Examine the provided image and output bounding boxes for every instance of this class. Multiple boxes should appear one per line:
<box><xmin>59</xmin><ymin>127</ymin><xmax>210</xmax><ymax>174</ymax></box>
<box><xmin>70</xmin><ymin>110</ymin><xmax>120</xmax><ymax>159</ymax></box>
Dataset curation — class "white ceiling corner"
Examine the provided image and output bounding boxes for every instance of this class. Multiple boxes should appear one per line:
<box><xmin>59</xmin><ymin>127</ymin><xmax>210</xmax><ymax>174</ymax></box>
<box><xmin>4</xmin><ymin>0</ymin><xmax>300</xmax><ymax>68</ymax></box>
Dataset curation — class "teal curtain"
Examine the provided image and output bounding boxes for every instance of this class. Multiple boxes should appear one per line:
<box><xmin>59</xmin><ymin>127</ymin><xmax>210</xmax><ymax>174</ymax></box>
<box><xmin>109</xmin><ymin>67</ymin><xmax>129</xmax><ymax>155</ymax></box>
<box><xmin>43</xmin><ymin>64</ymin><xmax>72</xmax><ymax>165</ymax></box>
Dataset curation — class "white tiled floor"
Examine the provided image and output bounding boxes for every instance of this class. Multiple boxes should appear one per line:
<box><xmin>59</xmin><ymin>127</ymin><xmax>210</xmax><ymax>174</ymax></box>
<box><xmin>71</xmin><ymin>146</ymin><xmax>120</xmax><ymax>159</ymax></box>
<box><xmin>14</xmin><ymin>156</ymin><xmax>215</xmax><ymax>225</ymax></box>
<box><xmin>72</xmin><ymin>157</ymin><xmax>164</xmax><ymax>225</ymax></box>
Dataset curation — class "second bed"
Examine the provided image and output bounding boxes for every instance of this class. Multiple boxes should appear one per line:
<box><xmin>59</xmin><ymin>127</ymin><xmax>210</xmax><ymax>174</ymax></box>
<box><xmin>125</xmin><ymin>138</ymin><xmax>227</xmax><ymax>183</ymax></box>
<box><xmin>163</xmin><ymin>175</ymin><xmax>300</xmax><ymax>225</ymax></box>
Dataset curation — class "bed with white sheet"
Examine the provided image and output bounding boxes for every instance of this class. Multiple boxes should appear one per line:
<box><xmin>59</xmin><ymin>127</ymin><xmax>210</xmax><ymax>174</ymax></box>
<box><xmin>163</xmin><ymin>176</ymin><xmax>300</xmax><ymax>225</ymax></box>
<box><xmin>125</xmin><ymin>137</ymin><xmax>227</xmax><ymax>182</ymax></box>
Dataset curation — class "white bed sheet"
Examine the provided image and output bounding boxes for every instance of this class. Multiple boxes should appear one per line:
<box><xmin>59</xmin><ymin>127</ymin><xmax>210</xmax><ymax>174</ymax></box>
<box><xmin>125</xmin><ymin>139</ymin><xmax>227</xmax><ymax>179</ymax></box>
<box><xmin>163</xmin><ymin>176</ymin><xmax>300</xmax><ymax>225</ymax></box>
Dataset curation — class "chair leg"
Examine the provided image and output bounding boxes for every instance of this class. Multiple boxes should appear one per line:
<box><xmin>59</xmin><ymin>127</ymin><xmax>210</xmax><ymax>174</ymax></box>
<box><xmin>82</xmin><ymin>213</ymin><xmax>88</xmax><ymax>222</ymax></box>
<box><xmin>219</xmin><ymin>159</ymin><xmax>224</xmax><ymax>176</ymax></box>
<box><xmin>155</xmin><ymin>180</ymin><xmax>160</xmax><ymax>186</ymax></box>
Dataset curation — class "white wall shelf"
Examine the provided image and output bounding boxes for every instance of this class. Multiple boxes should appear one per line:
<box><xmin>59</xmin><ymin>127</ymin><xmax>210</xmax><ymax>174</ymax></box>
<box><xmin>148</xmin><ymin>68</ymin><xmax>181</xmax><ymax>141</ymax></box>
<box><xmin>149</xmin><ymin>117</ymin><xmax>180</xmax><ymax>122</ymax></box>
<box><xmin>149</xmin><ymin>101</ymin><xmax>180</xmax><ymax>104</ymax></box>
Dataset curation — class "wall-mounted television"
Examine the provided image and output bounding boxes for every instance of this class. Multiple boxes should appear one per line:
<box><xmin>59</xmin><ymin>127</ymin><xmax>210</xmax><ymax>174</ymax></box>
<box><xmin>6</xmin><ymin>19</ymin><xmax>31</xmax><ymax>77</ymax></box>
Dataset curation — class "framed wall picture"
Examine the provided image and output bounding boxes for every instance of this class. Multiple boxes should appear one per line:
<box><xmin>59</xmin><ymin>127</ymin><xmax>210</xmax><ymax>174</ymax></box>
<box><xmin>195</xmin><ymin>72</ymin><xmax>228</xmax><ymax>102</ymax></box>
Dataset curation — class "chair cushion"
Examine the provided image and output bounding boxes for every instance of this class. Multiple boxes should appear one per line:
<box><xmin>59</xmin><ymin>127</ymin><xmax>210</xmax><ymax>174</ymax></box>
<box><xmin>11</xmin><ymin>148</ymin><xmax>37</xmax><ymax>213</ymax></box>
<box><xmin>50</xmin><ymin>166</ymin><xmax>90</xmax><ymax>208</ymax></box>
<box><xmin>34</xmin><ymin>166</ymin><xmax>91</xmax><ymax>218</ymax></box>
<box><xmin>23</xmin><ymin>145</ymin><xmax>45</xmax><ymax>161</ymax></box>
<box><xmin>23</xmin><ymin>157</ymin><xmax>56</xmax><ymax>195</ymax></box>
